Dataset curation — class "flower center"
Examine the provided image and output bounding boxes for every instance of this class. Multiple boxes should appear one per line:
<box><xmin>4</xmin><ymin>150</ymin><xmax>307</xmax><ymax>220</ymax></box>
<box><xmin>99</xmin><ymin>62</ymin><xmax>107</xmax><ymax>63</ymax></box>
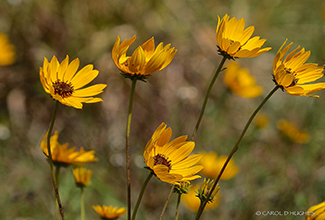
<box><xmin>153</xmin><ymin>154</ymin><xmax>172</xmax><ymax>172</ymax></box>
<box><xmin>52</xmin><ymin>80</ymin><xmax>74</xmax><ymax>98</ymax></box>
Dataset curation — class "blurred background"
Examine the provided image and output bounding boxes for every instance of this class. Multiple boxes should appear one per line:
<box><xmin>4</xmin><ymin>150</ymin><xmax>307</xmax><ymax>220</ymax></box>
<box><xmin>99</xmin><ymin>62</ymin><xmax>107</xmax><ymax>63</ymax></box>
<box><xmin>1</xmin><ymin>0</ymin><xmax>325</xmax><ymax>219</ymax></box>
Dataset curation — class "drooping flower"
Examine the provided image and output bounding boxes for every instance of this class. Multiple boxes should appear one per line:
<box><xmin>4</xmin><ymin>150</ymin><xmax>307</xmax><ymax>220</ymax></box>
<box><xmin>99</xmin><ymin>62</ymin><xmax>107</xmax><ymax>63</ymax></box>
<box><xmin>40</xmin><ymin>131</ymin><xmax>98</xmax><ymax>167</ymax></box>
<box><xmin>112</xmin><ymin>36</ymin><xmax>177</xmax><ymax>80</ymax></box>
<box><xmin>277</xmin><ymin>119</ymin><xmax>309</xmax><ymax>143</ymax></box>
<box><xmin>216</xmin><ymin>14</ymin><xmax>271</xmax><ymax>59</ymax></box>
<box><xmin>143</xmin><ymin>123</ymin><xmax>203</xmax><ymax>185</ymax></box>
<box><xmin>199</xmin><ymin>151</ymin><xmax>239</xmax><ymax>180</ymax></box>
<box><xmin>0</xmin><ymin>33</ymin><xmax>16</xmax><ymax>65</ymax></box>
<box><xmin>272</xmin><ymin>39</ymin><xmax>325</xmax><ymax>97</ymax></box>
<box><xmin>73</xmin><ymin>167</ymin><xmax>92</xmax><ymax>188</ymax></box>
<box><xmin>306</xmin><ymin>201</ymin><xmax>325</xmax><ymax>220</ymax></box>
<box><xmin>39</xmin><ymin>55</ymin><xmax>107</xmax><ymax>109</ymax></box>
<box><xmin>92</xmin><ymin>205</ymin><xmax>127</xmax><ymax>219</ymax></box>
<box><xmin>181</xmin><ymin>182</ymin><xmax>220</xmax><ymax>212</ymax></box>
<box><xmin>224</xmin><ymin>62</ymin><xmax>263</xmax><ymax>98</ymax></box>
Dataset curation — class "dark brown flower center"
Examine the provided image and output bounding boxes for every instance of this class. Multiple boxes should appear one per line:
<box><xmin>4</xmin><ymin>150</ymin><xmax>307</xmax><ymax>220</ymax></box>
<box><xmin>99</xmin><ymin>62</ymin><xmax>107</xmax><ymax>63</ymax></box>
<box><xmin>52</xmin><ymin>80</ymin><xmax>74</xmax><ymax>98</ymax></box>
<box><xmin>153</xmin><ymin>154</ymin><xmax>172</xmax><ymax>172</ymax></box>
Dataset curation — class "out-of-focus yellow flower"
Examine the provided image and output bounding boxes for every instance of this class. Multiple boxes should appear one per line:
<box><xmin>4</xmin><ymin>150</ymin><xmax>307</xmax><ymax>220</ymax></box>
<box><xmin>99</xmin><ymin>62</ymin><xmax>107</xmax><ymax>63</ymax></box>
<box><xmin>181</xmin><ymin>181</ymin><xmax>220</xmax><ymax>212</ymax></box>
<box><xmin>306</xmin><ymin>201</ymin><xmax>325</xmax><ymax>220</ymax></box>
<box><xmin>143</xmin><ymin>123</ymin><xmax>203</xmax><ymax>185</ymax></box>
<box><xmin>40</xmin><ymin>131</ymin><xmax>98</xmax><ymax>167</ymax></box>
<box><xmin>224</xmin><ymin>62</ymin><xmax>263</xmax><ymax>98</ymax></box>
<box><xmin>39</xmin><ymin>55</ymin><xmax>107</xmax><ymax>109</ymax></box>
<box><xmin>199</xmin><ymin>151</ymin><xmax>239</xmax><ymax>180</ymax></box>
<box><xmin>216</xmin><ymin>14</ymin><xmax>271</xmax><ymax>59</ymax></box>
<box><xmin>273</xmin><ymin>39</ymin><xmax>325</xmax><ymax>97</ymax></box>
<box><xmin>254</xmin><ymin>113</ymin><xmax>270</xmax><ymax>129</ymax></box>
<box><xmin>92</xmin><ymin>205</ymin><xmax>127</xmax><ymax>219</ymax></box>
<box><xmin>0</xmin><ymin>33</ymin><xmax>16</xmax><ymax>65</ymax></box>
<box><xmin>112</xmin><ymin>36</ymin><xmax>177</xmax><ymax>80</ymax></box>
<box><xmin>73</xmin><ymin>167</ymin><xmax>92</xmax><ymax>188</ymax></box>
<box><xmin>276</xmin><ymin>119</ymin><xmax>309</xmax><ymax>143</ymax></box>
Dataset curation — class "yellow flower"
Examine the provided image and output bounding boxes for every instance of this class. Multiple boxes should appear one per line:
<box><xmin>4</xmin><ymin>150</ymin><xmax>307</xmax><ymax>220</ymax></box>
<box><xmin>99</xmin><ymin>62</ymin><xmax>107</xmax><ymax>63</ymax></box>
<box><xmin>73</xmin><ymin>167</ymin><xmax>92</xmax><ymax>188</ymax></box>
<box><xmin>273</xmin><ymin>39</ymin><xmax>325</xmax><ymax>97</ymax></box>
<box><xmin>39</xmin><ymin>55</ymin><xmax>107</xmax><ymax>109</ymax></box>
<box><xmin>112</xmin><ymin>36</ymin><xmax>177</xmax><ymax>80</ymax></box>
<box><xmin>276</xmin><ymin>119</ymin><xmax>309</xmax><ymax>143</ymax></box>
<box><xmin>306</xmin><ymin>201</ymin><xmax>325</xmax><ymax>220</ymax></box>
<box><xmin>216</xmin><ymin>14</ymin><xmax>271</xmax><ymax>59</ymax></box>
<box><xmin>143</xmin><ymin>123</ymin><xmax>203</xmax><ymax>185</ymax></box>
<box><xmin>92</xmin><ymin>205</ymin><xmax>127</xmax><ymax>219</ymax></box>
<box><xmin>0</xmin><ymin>33</ymin><xmax>16</xmax><ymax>65</ymax></box>
<box><xmin>224</xmin><ymin>62</ymin><xmax>263</xmax><ymax>98</ymax></box>
<box><xmin>40</xmin><ymin>131</ymin><xmax>98</xmax><ymax>167</ymax></box>
<box><xmin>199</xmin><ymin>151</ymin><xmax>239</xmax><ymax>180</ymax></box>
<box><xmin>181</xmin><ymin>182</ymin><xmax>220</xmax><ymax>212</ymax></box>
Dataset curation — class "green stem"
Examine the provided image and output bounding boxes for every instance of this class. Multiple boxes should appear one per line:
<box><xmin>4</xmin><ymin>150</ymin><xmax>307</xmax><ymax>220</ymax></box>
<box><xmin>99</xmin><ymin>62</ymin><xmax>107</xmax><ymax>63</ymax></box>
<box><xmin>159</xmin><ymin>185</ymin><xmax>175</xmax><ymax>220</ymax></box>
<box><xmin>81</xmin><ymin>187</ymin><xmax>85</xmax><ymax>220</ymax></box>
<box><xmin>126</xmin><ymin>79</ymin><xmax>137</xmax><ymax>220</ymax></box>
<box><xmin>47</xmin><ymin>101</ymin><xmax>65</xmax><ymax>220</ymax></box>
<box><xmin>175</xmin><ymin>193</ymin><xmax>181</xmax><ymax>220</ymax></box>
<box><xmin>195</xmin><ymin>85</ymin><xmax>280</xmax><ymax>220</ymax></box>
<box><xmin>131</xmin><ymin>172</ymin><xmax>154</xmax><ymax>220</ymax></box>
<box><xmin>191</xmin><ymin>56</ymin><xmax>227</xmax><ymax>140</ymax></box>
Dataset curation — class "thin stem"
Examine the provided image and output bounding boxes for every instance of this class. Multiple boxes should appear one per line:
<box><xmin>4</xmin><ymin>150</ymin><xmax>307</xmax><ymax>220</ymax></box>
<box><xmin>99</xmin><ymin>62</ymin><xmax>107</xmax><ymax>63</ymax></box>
<box><xmin>175</xmin><ymin>193</ymin><xmax>181</xmax><ymax>220</ymax></box>
<box><xmin>47</xmin><ymin>101</ymin><xmax>65</xmax><ymax>220</ymax></box>
<box><xmin>132</xmin><ymin>172</ymin><xmax>154</xmax><ymax>220</ymax></box>
<box><xmin>191</xmin><ymin>56</ymin><xmax>227</xmax><ymax>140</ymax></box>
<box><xmin>195</xmin><ymin>85</ymin><xmax>280</xmax><ymax>220</ymax></box>
<box><xmin>159</xmin><ymin>185</ymin><xmax>175</xmax><ymax>220</ymax></box>
<box><xmin>81</xmin><ymin>187</ymin><xmax>85</xmax><ymax>220</ymax></box>
<box><xmin>126</xmin><ymin>79</ymin><xmax>137</xmax><ymax>220</ymax></box>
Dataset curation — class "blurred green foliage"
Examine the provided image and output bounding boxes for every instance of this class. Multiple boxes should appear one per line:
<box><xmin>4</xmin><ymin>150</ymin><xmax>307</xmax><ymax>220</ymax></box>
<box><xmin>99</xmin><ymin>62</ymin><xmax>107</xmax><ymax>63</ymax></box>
<box><xmin>1</xmin><ymin>0</ymin><xmax>325</xmax><ymax>219</ymax></box>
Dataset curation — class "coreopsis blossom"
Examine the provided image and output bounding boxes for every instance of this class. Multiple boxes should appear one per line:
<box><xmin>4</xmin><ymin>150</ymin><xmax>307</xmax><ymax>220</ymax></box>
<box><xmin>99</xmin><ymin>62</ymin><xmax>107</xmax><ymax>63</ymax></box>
<box><xmin>272</xmin><ymin>39</ymin><xmax>325</xmax><ymax>97</ymax></box>
<box><xmin>0</xmin><ymin>33</ymin><xmax>16</xmax><ymax>65</ymax></box>
<box><xmin>306</xmin><ymin>201</ymin><xmax>325</xmax><ymax>220</ymax></box>
<box><xmin>73</xmin><ymin>167</ymin><xmax>92</xmax><ymax>188</ymax></box>
<box><xmin>40</xmin><ymin>131</ymin><xmax>98</xmax><ymax>167</ymax></box>
<box><xmin>92</xmin><ymin>205</ymin><xmax>127</xmax><ymax>219</ymax></box>
<box><xmin>216</xmin><ymin>14</ymin><xmax>271</xmax><ymax>59</ymax></box>
<box><xmin>39</xmin><ymin>55</ymin><xmax>107</xmax><ymax>109</ymax></box>
<box><xmin>112</xmin><ymin>35</ymin><xmax>177</xmax><ymax>80</ymax></box>
<box><xmin>224</xmin><ymin>62</ymin><xmax>263</xmax><ymax>98</ymax></box>
<box><xmin>199</xmin><ymin>151</ymin><xmax>239</xmax><ymax>180</ymax></box>
<box><xmin>277</xmin><ymin>119</ymin><xmax>309</xmax><ymax>143</ymax></box>
<box><xmin>143</xmin><ymin>123</ymin><xmax>203</xmax><ymax>185</ymax></box>
<box><xmin>181</xmin><ymin>182</ymin><xmax>220</xmax><ymax>212</ymax></box>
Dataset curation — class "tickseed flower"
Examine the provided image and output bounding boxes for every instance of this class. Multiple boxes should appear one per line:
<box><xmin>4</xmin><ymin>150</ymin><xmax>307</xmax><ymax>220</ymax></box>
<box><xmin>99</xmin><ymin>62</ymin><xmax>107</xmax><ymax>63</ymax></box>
<box><xmin>216</xmin><ymin>14</ymin><xmax>271</xmax><ymax>59</ymax></box>
<box><xmin>112</xmin><ymin>35</ymin><xmax>177</xmax><ymax>81</ymax></box>
<box><xmin>73</xmin><ymin>167</ymin><xmax>92</xmax><ymax>188</ymax></box>
<box><xmin>224</xmin><ymin>62</ymin><xmax>263</xmax><ymax>98</ymax></box>
<box><xmin>0</xmin><ymin>33</ymin><xmax>16</xmax><ymax>65</ymax></box>
<box><xmin>197</xmin><ymin>178</ymin><xmax>220</xmax><ymax>205</ymax></box>
<box><xmin>39</xmin><ymin>55</ymin><xmax>107</xmax><ymax>109</ymax></box>
<box><xmin>306</xmin><ymin>201</ymin><xmax>325</xmax><ymax>220</ymax></box>
<box><xmin>199</xmin><ymin>151</ymin><xmax>239</xmax><ymax>180</ymax></box>
<box><xmin>143</xmin><ymin>123</ymin><xmax>203</xmax><ymax>185</ymax></box>
<box><xmin>40</xmin><ymin>131</ymin><xmax>98</xmax><ymax>167</ymax></box>
<box><xmin>277</xmin><ymin>119</ymin><xmax>309</xmax><ymax>143</ymax></box>
<box><xmin>181</xmin><ymin>183</ymin><xmax>220</xmax><ymax>212</ymax></box>
<box><xmin>92</xmin><ymin>205</ymin><xmax>127</xmax><ymax>219</ymax></box>
<box><xmin>272</xmin><ymin>39</ymin><xmax>325</xmax><ymax>97</ymax></box>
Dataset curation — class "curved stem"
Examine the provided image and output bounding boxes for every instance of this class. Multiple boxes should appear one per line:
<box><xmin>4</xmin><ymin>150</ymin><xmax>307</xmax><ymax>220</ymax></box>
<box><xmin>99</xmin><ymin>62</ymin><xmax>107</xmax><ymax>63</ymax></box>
<box><xmin>132</xmin><ymin>172</ymin><xmax>154</xmax><ymax>220</ymax></box>
<box><xmin>159</xmin><ymin>185</ymin><xmax>175</xmax><ymax>220</ymax></box>
<box><xmin>191</xmin><ymin>56</ymin><xmax>227</xmax><ymax>140</ymax></box>
<box><xmin>195</xmin><ymin>85</ymin><xmax>280</xmax><ymax>220</ymax></box>
<box><xmin>46</xmin><ymin>101</ymin><xmax>65</xmax><ymax>220</ymax></box>
<box><xmin>175</xmin><ymin>193</ymin><xmax>181</xmax><ymax>220</ymax></box>
<box><xmin>126</xmin><ymin>79</ymin><xmax>137</xmax><ymax>220</ymax></box>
